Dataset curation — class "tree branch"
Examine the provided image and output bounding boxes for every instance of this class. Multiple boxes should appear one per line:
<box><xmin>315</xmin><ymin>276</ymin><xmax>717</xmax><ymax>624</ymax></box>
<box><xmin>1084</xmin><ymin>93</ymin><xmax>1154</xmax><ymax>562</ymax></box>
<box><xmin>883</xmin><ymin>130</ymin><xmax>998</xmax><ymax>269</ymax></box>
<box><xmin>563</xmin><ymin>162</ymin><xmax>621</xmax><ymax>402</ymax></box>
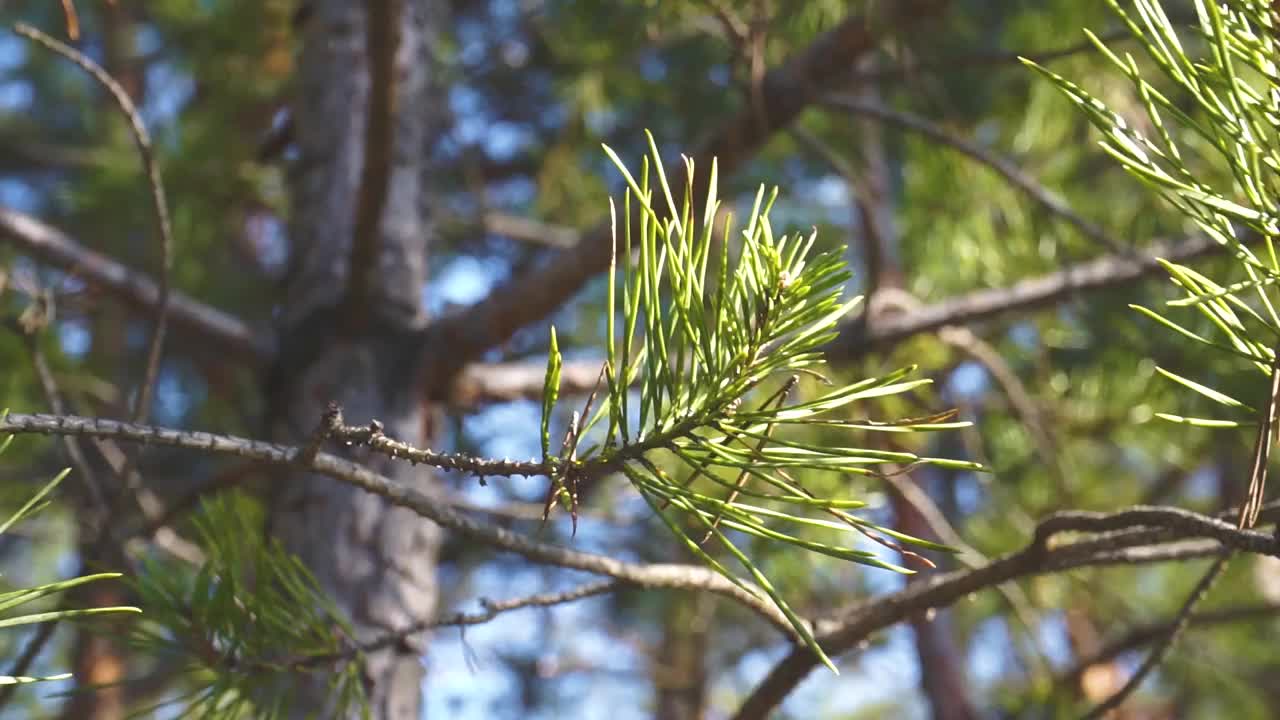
<box><xmin>0</xmin><ymin>208</ymin><xmax>273</xmax><ymax>366</ymax></box>
<box><xmin>728</xmin><ymin>507</ymin><xmax>1280</xmax><ymax>720</ymax></box>
<box><xmin>0</xmin><ymin>412</ymin><xmax>796</xmax><ymax>635</ymax></box>
<box><xmin>450</xmin><ymin>359</ymin><xmax>606</xmax><ymax>407</ymax></box>
<box><xmin>268</xmin><ymin>580</ymin><xmax>618</xmax><ymax>673</ymax></box>
<box><xmin>4</xmin><ymin>313</ymin><xmax>107</xmax><ymax>511</ymax></box>
<box><xmin>447</xmin><ymin>234</ymin><xmax>1230</xmax><ymax>405</ymax></box>
<box><xmin>481</xmin><ymin>212</ymin><xmax>580</xmax><ymax>248</ymax></box>
<box><xmin>417</xmin><ymin>1</ymin><xmax>951</xmax><ymax>388</ymax></box>
<box><xmin>341</xmin><ymin>0</ymin><xmax>399</xmax><ymax>327</ymax></box>
<box><xmin>1060</xmin><ymin>601</ymin><xmax>1280</xmax><ymax>689</ymax></box>
<box><xmin>827</xmin><ymin>233</ymin><xmax>1226</xmax><ymax>360</ymax></box>
<box><xmin>15</xmin><ymin>23</ymin><xmax>174</xmax><ymax>425</ymax></box>
<box><xmin>3</xmin><ymin>407</ymin><xmax>1276</xmax><ymax>717</ymax></box>
<box><xmin>847</xmin><ymin>27</ymin><xmax>1133</xmax><ymax>82</ymax></box>
<box><xmin>1080</xmin><ymin>551</ymin><xmax>1228</xmax><ymax>719</ymax></box>
<box><xmin>822</xmin><ymin>95</ymin><xmax>1127</xmax><ymax>254</ymax></box>
<box><xmin>388</xmin><ymin>579</ymin><xmax>616</xmax><ymax>640</ymax></box>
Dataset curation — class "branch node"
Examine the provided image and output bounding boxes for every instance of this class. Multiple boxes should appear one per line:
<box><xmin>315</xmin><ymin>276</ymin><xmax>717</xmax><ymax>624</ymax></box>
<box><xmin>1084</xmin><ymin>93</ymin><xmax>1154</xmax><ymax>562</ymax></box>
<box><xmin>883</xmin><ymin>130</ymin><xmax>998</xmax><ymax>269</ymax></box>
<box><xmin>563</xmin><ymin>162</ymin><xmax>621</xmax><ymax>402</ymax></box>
<box><xmin>298</xmin><ymin>403</ymin><xmax>342</xmax><ymax>466</ymax></box>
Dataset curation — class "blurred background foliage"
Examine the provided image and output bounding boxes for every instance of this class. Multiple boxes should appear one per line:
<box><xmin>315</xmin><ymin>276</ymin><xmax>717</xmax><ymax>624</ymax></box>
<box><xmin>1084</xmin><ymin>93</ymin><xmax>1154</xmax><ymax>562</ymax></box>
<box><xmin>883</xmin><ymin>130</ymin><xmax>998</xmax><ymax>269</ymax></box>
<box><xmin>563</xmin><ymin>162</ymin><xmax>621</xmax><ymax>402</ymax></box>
<box><xmin>0</xmin><ymin>0</ymin><xmax>1273</xmax><ymax>718</ymax></box>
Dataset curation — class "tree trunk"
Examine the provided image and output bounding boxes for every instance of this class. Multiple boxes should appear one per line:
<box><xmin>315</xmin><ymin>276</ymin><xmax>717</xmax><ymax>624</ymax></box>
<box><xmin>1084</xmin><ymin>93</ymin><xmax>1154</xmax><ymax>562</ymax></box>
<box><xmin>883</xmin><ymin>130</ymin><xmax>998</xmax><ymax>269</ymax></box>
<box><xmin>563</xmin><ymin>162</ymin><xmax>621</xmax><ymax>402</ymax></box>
<box><xmin>653</xmin><ymin>591</ymin><xmax>713</xmax><ymax>720</ymax></box>
<box><xmin>60</xmin><ymin>558</ymin><xmax>129</xmax><ymax>720</ymax></box>
<box><xmin>892</xmin><ymin>487</ymin><xmax>979</xmax><ymax>720</ymax></box>
<box><xmin>268</xmin><ymin>1</ymin><xmax>442</xmax><ymax>717</ymax></box>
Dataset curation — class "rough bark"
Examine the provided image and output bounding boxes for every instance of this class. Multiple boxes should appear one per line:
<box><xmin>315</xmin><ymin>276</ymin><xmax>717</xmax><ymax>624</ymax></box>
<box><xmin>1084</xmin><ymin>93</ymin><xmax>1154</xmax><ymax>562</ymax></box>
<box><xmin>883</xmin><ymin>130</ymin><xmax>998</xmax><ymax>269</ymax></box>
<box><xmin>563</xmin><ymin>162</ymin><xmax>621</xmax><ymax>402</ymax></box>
<box><xmin>268</xmin><ymin>1</ymin><xmax>442</xmax><ymax>717</ymax></box>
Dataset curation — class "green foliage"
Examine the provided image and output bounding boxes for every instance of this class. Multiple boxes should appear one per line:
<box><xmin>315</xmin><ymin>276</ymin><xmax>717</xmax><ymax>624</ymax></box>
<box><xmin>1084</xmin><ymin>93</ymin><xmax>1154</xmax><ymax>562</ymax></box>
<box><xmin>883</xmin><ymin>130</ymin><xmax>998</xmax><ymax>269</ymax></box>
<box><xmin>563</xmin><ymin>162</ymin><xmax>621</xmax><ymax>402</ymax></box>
<box><xmin>539</xmin><ymin>136</ymin><xmax>980</xmax><ymax>670</ymax></box>
<box><xmin>1027</xmin><ymin>0</ymin><xmax>1280</xmax><ymax>517</ymax></box>
<box><xmin>0</xmin><ymin>434</ymin><xmax>139</xmax><ymax>688</ymax></box>
<box><xmin>127</xmin><ymin>492</ymin><xmax>368</xmax><ymax>719</ymax></box>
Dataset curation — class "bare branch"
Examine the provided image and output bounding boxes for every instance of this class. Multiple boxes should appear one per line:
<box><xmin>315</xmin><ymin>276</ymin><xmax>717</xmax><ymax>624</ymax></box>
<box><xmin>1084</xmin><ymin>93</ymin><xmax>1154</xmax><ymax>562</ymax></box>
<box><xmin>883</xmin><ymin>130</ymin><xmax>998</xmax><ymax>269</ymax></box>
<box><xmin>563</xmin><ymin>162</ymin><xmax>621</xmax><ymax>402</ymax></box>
<box><xmin>1061</xmin><ymin>601</ymin><xmax>1280</xmax><ymax>689</ymax></box>
<box><xmin>728</xmin><ymin>507</ymin><xmax>1280</xmax><ymax>720</ymax></box>
<box><xmin>828</xmin><ymin>234</ymin><xmax>1227</xmax><ymax>360</ymax></box>
<box><xmin>341</xmin><ymin>0</ymin><xmax>400</xmax><ymax>327</ymax></box>
<box><xmin>253</xmin><ymin>580</ymin><xmax>618</xmax><ymax>674</ymax></box>
<box><xmin>0</xmin><ymin>412</ymin><xmax>796</xmax><ymax>635</ymax></box>
<box><xmin>3</xmin><ymin>409</ymin><xmax>1278</xmax><ymax>712</ymax></box>
<box><xmin>450</xmin><ymin>359</ymin><xmax>606</xmax><ymax>407</ymax></box>
<box><xmin>1080</xmin><ymin>551</ymin><xmax>1229</xmax><ymax>719</ymax></box>
<box><xmin>325</xmin><ymin>407</ymin><xmax>545</xmax><ymax>476</ymax></box>
<box><xmin>482</xmin><ymin>212</ymin><xmax>580</xmax><ymax>248</ymax></box>
<box><xmin>417</xmin><ymin>1</ymin><xmax>951</xmax><ymax>387</ymax></box>
<box><xmin>397</xmin><ymin>579</ymin><xmax>615</xmax><ymax>637</ymax></box>
<box><xmin>4</xmin><ymin>313</ymin><xmax>107</xmax><ymax>510</ymax></box>
<box><xmin>57</xmin><ymin>0</ymin><xmax>80</xmax><ymax>40</ymax></box>
<box><xmin>15</xmin><ymin>22</ymin><xmax>174</xmax><ymax>425</ymax></box>
<box><xmin>847</xmin><ymin>27</ymin><xmax>1133</xmax><ymax>82</ymax></box>
<box><xmin>0</xmin><ymin>208</ymin><xmax>270</xmax><ymax>365</ymax></box>
<box><xmin>446</xmin><ymin>234</ymin><xmax>1233</xmax><ymax>407</ymax></box>
<box><xmin>822</xmin><ymin>95</ymin><xmax>1127</xmax><ymax>254</ymax></box>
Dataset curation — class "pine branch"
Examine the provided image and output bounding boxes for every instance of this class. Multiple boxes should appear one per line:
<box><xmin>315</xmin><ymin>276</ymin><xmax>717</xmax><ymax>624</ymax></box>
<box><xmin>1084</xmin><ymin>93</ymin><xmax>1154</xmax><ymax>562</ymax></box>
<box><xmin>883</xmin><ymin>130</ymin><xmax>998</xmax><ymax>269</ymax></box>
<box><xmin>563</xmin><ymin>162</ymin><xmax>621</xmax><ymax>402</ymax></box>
<box><xmin>415</xmin><ymin>1</ymin><xmax>951</xmax><ymax>386</ymax></box>
<box><xmin>0</xmin><ymin>412</ymin><xmax>797</xmax><ymax>635</ymax></box>
<box><xmin>728</xmin><ymin>504</ymin><xmax>1280</xmax><ymax>720</ymax></box>
<box><xmin>455</xmin><ymin>233</ymin><xmax>1234</xmax><ymax>403</ymax></box>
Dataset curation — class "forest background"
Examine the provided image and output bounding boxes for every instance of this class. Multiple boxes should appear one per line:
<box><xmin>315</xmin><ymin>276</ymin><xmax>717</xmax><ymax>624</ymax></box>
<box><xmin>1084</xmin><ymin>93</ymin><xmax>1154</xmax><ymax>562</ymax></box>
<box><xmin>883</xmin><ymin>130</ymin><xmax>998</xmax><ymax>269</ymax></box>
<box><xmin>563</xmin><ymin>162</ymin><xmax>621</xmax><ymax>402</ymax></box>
<box><xmin>0</xmin><ymin>1</ymin><xmax>1275</xmax><ymax>719</ymax></box>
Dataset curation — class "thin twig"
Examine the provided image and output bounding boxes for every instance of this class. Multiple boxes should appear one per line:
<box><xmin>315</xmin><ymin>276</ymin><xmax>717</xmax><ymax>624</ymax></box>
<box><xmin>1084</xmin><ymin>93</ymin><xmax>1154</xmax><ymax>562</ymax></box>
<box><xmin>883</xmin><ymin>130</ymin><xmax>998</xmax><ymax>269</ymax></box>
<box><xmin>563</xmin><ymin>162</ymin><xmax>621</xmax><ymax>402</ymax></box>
<box><xmin>4</xmin><ymin>313</ymin><xmax>107</xmax><ymax>511</ymax></box>
<box><xmin>372</xmin><ymin>580</ymin><xmax>616</xmax><ymax>651</ymax></box>
<box><xmin>258</xmin><ymin>580</ymin><xmax>619</xmax><ymax>674</ymax></box>
<box><xmin>1079</xmin><ymin>550</ymin><xmax>1230</xmax><ymax>719</ymax></box>
<box><xmin>327</xmin><ymin>414</ymin><xmax>545</xmax><ymax>477</ymax></box>
<box><xmin>0</xmin><ymin>412</ymin><xmax>796</xmax><ymax>634</ymax></box>
<box><xmin>4</xmin><ymin>294</ymin><xmax>203</xmax><ymax>566</ymax></box>
<box><xmin>16</xmin><ymin>23</ymin><xmax>178</xmax><ymax>565</ymax></box>
<box><xmin>481</xmin><ymin>212</ymin><xmax>580</xmax><ymax>248</ymax></box>
<box><xmin>828</xmin><ymin>232</ymin><xmax>1235</xmax><ymax>361</ymax></box>
<box><xmin>58</xmin><ymin>0</ymin><xmax>80</xmax><ymax>40</ymax></box>
<box><xmin>298</xmin><ymin>402</ymin><xmax>342</xmax><ymax>467</ymax></box>
<box><xmin>14</xmin><ymin>23</ymin><xmax>174</xmax><ymax>424</ymax></box>
<box><xmin>1241</xmin><ymin>337</ymin><xmax>1280</xmax><ymax>528</ymax></box>
<box><xmin>847</xmin><ymin>27</ymin><xmax>1139</xmax><ymax>82</ymax></box>
<box><xmin>822</xmin><ymin>94</ymin><xmax>1128</xmax><ymax>255</ymax></box>
<box><xmin>1061</xmin><ymin>600</ymin><xmax>1280</xmax><ymax>690</ymax></box>
<box><xmin>0</xmin><ymin>208</ymin><xmax>270</xmax><ymax>366</ymax></box>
